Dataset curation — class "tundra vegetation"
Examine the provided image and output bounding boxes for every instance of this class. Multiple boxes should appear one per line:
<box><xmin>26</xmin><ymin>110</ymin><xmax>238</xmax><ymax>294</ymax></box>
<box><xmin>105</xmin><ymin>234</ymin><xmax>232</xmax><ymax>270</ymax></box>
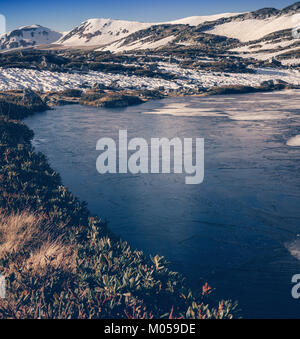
<box><xmin>0</xmin><ymin>93</ymin><xmax>239</xmax><ymax>319</ymax></box>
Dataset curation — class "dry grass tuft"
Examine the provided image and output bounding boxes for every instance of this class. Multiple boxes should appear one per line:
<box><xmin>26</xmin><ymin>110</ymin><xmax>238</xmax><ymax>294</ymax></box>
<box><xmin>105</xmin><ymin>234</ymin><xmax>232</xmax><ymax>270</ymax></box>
<box><xmin>26</xmin><ymin>241</ymin><xmax>76</xmax><ymax>273</ymax></box>
<box><xmin>0</xmin><ymin>210</ymin><xmax>75</xmax><ymax>274</ymax></box>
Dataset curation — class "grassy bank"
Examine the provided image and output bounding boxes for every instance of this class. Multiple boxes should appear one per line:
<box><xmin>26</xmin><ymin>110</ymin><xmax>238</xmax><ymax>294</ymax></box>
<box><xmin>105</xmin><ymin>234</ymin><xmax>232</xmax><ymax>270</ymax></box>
<box><xmin>0</xmin><ymin>93</ymin><xmax>238</xmax><ymax>319</ymax></box>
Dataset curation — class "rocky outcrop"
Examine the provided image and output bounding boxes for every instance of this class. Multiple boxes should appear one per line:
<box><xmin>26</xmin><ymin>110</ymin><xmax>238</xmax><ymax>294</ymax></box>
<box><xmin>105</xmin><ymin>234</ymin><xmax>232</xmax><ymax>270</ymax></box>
<box><xmin>207</xmin><ymin>80</ymin><xmax>299</xmax><ymax>96</ymax></box>
<box><xmin>0</xmin><ymin>90</ymin><xmax>49</xmax><ymax>119</ymax></box>
<box><xmin>80</xmin><ymin>92</ymin><xmax>144</xmax><ymax>108</ymax></box>
<box><xmin>41</xmin><ymin>89</ymin><xmax>146</xmax><ymax>108</ymax></box>
<box><xmin>281</xmin><ymin>1</ymin><xmax>300</xmax><ymax>15</ymax></box>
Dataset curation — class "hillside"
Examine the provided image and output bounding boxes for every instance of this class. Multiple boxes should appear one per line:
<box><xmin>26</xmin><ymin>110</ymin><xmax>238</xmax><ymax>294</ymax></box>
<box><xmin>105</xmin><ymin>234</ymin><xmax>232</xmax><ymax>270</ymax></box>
<box><xmin>97</xmin><ymin>3</ymin><xmax>300</xmax><ymax>59</ymax></box>
<box><xmin>57</xmin><ymin>18</ymin><xmax>153</xmax><ymax>46</ymax></box>
<box><xmin>0</xmin><ymin>25</ymin><xmax>62</xmax><ymax>50</ymax></box>
<box><xmin>1</xmin><ymin>2</ymin><xmax>300</xmax><ymax>67</ymax></box>
<box><xmin>58</xmin><ymin>13</ymin><xmax>241</xmax><ymax>47</ymax></box>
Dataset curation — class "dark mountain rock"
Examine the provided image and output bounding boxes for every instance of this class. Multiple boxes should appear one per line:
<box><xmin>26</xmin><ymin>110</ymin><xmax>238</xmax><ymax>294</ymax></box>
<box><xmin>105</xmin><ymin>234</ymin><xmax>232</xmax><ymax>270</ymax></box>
<box><xmin>281</xmin><ymin>1</ymin><xmax>300</xmax><ymax>14</ymax></box>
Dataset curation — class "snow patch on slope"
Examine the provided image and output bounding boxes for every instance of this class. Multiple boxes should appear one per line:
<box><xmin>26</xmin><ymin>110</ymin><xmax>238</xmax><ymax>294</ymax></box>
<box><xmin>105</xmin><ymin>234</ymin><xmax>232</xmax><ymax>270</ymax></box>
<box><xmin>98</xmin><ymin>35</ymin><xmax>176</xmax><ymax>52</ymax></box>
<box><xmin>206</xmin><ymin>15</ymin><xmax>298</xmax><ymax>42</ymax></box>
<box><xmin>166</xmin><ymin>12</ymin><xmax>242</xmax><ymax>26</ymax></box>
<box><xmin>59</xmin><ymin>13</ymin><xmax>242</xmax><ymax>48</ymax></box>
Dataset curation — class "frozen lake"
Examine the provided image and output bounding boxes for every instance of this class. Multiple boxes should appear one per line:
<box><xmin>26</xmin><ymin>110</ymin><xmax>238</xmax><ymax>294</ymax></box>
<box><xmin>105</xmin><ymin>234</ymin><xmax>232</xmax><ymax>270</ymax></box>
<box><xmin>25</xmin><ymin>90</ymin><xmax>300</xmax><ymax>318</ymax></box>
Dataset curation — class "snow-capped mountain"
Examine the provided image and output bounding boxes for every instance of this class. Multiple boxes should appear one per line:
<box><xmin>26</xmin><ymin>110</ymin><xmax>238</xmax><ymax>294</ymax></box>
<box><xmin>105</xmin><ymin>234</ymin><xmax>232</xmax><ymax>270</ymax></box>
<box><xmin>93</xmin><ymin>2</ymin><xmax>300</xmax><ymax>64</ymax></box>
<box><xmin>1</xmin><ymin>1</ymin><xmax>300</xmax><ymax>66</ymax></box>
<box><xmin>57</xmin><ymin>18</ymin><xmax>153</xmax><ymax>46</ymax></box>
<box><xmin>0</xmin><ymin>25</ymin><xmax>62</xmax><ymax>50</ymax></box>
<box><xmin>204</xmin><ymin>2</ymin><xmax>300</xmax><ymax>64</ymax></box>
<box><xmin>58</xmin><ymin>13</ymin><xmax>241</xmax><ymax>47</ymax></box>
<box><xmin>204</xmin><ymin>3</ymin><xmax>300</xmax><ymax>41</ymax></box>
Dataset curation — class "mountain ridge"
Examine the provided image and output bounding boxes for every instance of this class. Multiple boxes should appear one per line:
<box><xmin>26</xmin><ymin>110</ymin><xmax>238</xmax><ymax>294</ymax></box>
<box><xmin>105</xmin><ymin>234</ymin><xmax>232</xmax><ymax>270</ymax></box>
<box><xmin>57</xmin><ymin>12</ymin><xmax>241</xmax><ymax>47</ymax></box>
<box><xmin>0</xmin><ymin>25</ymin><xmax>62</xmax><ymax>50</ymax></box>
<box><xmin>1</xmin><ymin>1</ymin><xmax>300</xmax><ymax>66</ymax></box>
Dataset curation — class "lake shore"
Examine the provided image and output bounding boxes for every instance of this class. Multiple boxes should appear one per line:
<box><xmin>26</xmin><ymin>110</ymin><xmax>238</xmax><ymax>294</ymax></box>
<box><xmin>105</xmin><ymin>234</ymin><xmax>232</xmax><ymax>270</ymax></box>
<box><xmin>1</xmin><ymin>81</ymin><xmax>300</xmax><ymax>318</ymax></box>
<box><xmin>0</xmin><ymin>86</ymin><xmax>239</xmax><ymax>319</ymax></box>
<box><xmin>1</xmin><ymin>79</ymin><xmax>299</xmax><ymax>118</ymax></box>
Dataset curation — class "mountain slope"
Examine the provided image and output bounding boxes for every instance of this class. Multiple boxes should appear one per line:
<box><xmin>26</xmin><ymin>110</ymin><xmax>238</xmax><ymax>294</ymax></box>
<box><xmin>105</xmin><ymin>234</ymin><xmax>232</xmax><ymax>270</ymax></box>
<box><xmin>1</xmin><ymin>2</ymin><xmax>300</xmax><ymax>66</ymax></box>
<box><xmin>58</xmin><ymin>13</ymin><xmax>241</xmax><ymax>47</ymax></box>
<box><xmin>57</xmin><ymin>18</ymin><xmax>153</xmax><ymax>46</ymax></box>
<box><xmin>167</xmin><ymin>13</ymin><xmax>242</xmax><ymax>26</ymax></box>
<box><xmin>0</xmin><ymin>25</ymin><xmax>62</xmax><ymax>50</ymax></box>
<box><xmin>206</xmin><ymin>3</ymin><xmax>300</xmax><ymax>64</ymax></box>
<box><xmin>204</xmin><ymin>6</ymin><xmax>300</xmax><ymax>41</ymax></box>
<box><xmin>94</xmin><ymin>2</ymin><xmax>300</xmax><ymax>65</ymax></box>
<box><xmin>96</xmin><ymin>23</ymin><xmax>239</xmax><ymax>53</ymax></box>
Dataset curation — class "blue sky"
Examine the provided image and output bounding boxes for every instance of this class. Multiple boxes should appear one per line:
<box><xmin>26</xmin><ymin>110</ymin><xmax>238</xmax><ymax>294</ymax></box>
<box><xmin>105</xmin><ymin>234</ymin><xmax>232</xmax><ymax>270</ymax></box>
<box><xmin>1</xmin><ymin>0</ymin><xmax>297</xmax><ymax>32</ymax></box>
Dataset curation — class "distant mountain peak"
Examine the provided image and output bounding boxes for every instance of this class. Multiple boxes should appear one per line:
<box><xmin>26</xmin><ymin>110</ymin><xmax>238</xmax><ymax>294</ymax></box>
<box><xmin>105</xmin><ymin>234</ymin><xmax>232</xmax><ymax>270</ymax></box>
<box><xmin>58</xmin><ymin>18</ymin><xmax>153</xmax><ymax>46</ymax></box>
<box><xmin>0</xmin><ymin>25</ymin><xmax>62</xmax><ymax>50</ymax></box>
<box><xmin>18</xmin><ymin>24</ymin><xmax>43</xmax><ymax>29</ymax></box>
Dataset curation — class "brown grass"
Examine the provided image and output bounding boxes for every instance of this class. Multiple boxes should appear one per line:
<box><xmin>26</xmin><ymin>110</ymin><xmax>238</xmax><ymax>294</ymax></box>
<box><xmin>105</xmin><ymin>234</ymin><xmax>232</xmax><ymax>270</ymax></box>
<box><xmin>0</xmin><ymin>210</ymin><xmax>75</xmax><ymax>274</ymax></box>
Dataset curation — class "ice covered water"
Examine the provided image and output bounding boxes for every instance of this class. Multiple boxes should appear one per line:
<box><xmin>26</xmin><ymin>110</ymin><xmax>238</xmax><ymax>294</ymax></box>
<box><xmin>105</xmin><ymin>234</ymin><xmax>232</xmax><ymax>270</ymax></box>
<box><xmin>287</xmin><ymin>135</ymin><xmax>300</xmax><ymax>147</ymax></box>
<box><xmin>25</xmin><ymin>90</ymin><xmax>300</xmax><ymax>318</ymax></box>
